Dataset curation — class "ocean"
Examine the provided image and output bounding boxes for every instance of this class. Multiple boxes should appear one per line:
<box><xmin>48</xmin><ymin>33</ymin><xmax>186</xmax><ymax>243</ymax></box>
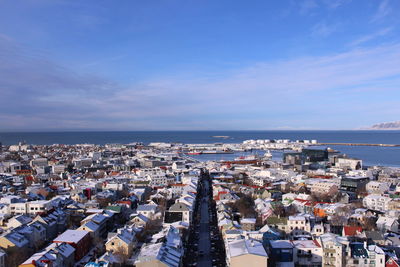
<box><xmin>0</xmin><ymin>130</ymin><xmax>400</xmax><ymax>167</ymax></box>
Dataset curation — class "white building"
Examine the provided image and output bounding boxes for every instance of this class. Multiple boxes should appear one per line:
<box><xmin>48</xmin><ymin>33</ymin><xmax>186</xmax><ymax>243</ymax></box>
<box><xmin>287</xmin><ymin>215</ymin><xmax>312</xmax><ymax>237</ymax></box>
<box><xmin>292</xmin><ymin>240</ymin><xmax>323</xmax><ymax>266</ymax></box>
<box><xmin>366</xmin><ymin>181</ymin><xmax>390</xmax><ymax>194</ymax></box>
<box><xmin>310</xmin><ymin>181</ymin><xmax>338</xmax><ymax>195</ymax></box>
<box><xmin>336</xmin><ymin>157</ymin><xmax>362</xmax><ymax>170</ymax></box>
<box><xmin>363</xmin><ymin>194</ymin><xmax>391</xmax><ymax>212</ymax></box>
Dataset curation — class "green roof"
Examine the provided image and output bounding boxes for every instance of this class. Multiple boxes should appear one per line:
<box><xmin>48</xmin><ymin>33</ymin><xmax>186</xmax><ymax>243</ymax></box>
<box><xmin>106</xmin><ymin>205</ymin><xmax>122</xmax><ymax>213</ymax></box>
<box><xmin>266</xmin><ymin>216</ymin><xmax>288</xmax><ymax>225</ymax></box>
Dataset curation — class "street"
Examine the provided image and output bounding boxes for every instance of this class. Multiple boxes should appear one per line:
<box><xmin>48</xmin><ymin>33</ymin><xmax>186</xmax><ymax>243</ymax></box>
<box><xmin>197</xmin><ymin>179</ymin><xmax>212</xmax><ymax>267</ymax></box>
<box><xmin>182</xmin><ymin>171</ymin><xmax>226</xmax><ymax>267</ymax></box>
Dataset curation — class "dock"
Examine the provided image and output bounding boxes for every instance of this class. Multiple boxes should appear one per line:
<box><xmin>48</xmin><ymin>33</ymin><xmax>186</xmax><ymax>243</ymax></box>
<box><xmin>318</xmin><ymin>143</ymin><xmax>400</xmax><ymax>147</ymax></box>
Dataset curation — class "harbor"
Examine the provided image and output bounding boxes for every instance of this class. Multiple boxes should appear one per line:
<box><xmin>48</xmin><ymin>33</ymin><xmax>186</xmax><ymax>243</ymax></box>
<box><xmin>318</xmin><ymin>142</ymin><xmax>400</xmax><ymax>147</ymax></box>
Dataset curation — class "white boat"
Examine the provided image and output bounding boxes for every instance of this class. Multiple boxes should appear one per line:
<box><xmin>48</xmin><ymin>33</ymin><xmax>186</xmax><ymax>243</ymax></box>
<box><xmin>264</xmin><ymin>150</ymin><xmax>272</xmax><ymax>159</ymax></box>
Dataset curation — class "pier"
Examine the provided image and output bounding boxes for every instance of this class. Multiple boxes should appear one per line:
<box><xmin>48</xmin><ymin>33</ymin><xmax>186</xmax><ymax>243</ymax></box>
<box><xmin>318</xmin><ymin>143</ymin><xmax>400</xmax><ymax>147</ymax></box>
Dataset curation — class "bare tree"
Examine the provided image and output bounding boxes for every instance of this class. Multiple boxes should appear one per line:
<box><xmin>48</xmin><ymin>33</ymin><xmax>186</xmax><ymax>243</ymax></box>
<box><xmin>362</xmin><ymin>216</ymin><xmax>377</xmax><ymax>231</ymax></box>
<box><xmin>113</xmin><ymin>246</ymin><xmax>130</xmax><ymax>266</ymax></box>
<box><xmin>272</xmin><ymin>203</ymin><xmax>286</xmax><ymax>217</ymax></box>
<box><xmin>329</xmin><ymin>215</ymin><xmax>347</xmax><ymax>226</ymax></box>
<box><xmin>234</xmin><ymin>195</ymin><xmax>256</xmax><ymax>218</ymax></box>
<box><xmin>6</xmin><ymin>247</ymin><xmax>32</xmax><ymax>267</ymax></box>
<box><xmin>97</xmin><ymin>197</ymin><xmax>112</xmax><ymax>208</ymax></box>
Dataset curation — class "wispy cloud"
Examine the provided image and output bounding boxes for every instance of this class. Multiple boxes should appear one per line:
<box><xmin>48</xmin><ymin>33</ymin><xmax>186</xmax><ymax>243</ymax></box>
<box><xmin>371</xmin><ymin>0</ymin><xmax>391</xmax><ymax>22</ymax></box>
<box><xmin>0</xmin><ymin>33</ymin><xmax>13</xmax><ymax>42</ymax></box>
<box><xmin>311</xmin><ymin>21</ymin><xmax>339</xmax><ymax>37</ymax></box>
<box><xmin>81</xmin><ymin>54</ymin><xmax>126</xmax><ymax>68</ymax></box>
<box><xmin>299</xmin><ymin>0</ymin><xmax>318</xmax><ymax>15</ymax></box>
<box><xmin>323</xmin><ymin>0</ymin><xmax>351</xmax><ymax>9</ymax></box>
<box><xmin>1</xmin><ymin>36</ymin><xmax>400</xmax><ymax>130</ymax></box>
<box><xmin>349</xmin><ymin>27</ymin><xmax>393</xmax><ymax>46</ymax></box>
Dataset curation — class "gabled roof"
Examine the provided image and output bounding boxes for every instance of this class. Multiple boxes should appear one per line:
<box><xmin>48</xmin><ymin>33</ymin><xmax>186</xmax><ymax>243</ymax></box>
<box><xmin>228</xmin><ymin>238</ymin><xmax>268</xmax><ymax>258</ymax></box>
<box><xmin>12</xmin><ymin>215</ymin><xmax>32</xmax><ymax>225</ymax></box>
<box><xmin>343</xmin><ymin>226</ymin><xmax>363</xmax><ymax>236</ymax></box>
<box><xmin>53</xmin><ymin>230</ymin><xmax>88</xmax><ymax>244</ymax></box>
<box><xmin>80</xmin><ymin>221</ymin><xmax>100</xmax><ymax>232</ymax></box>
<box><xmin>169</xmin><ymin>202</ymin><xmax>190</xmax><ymax>212</ymax></box>
<box><xmin>106</xmin><ymin>227</ymin><xmax>136</xmax><ymax>246</ymax></box>
<box><xmin>377</xmin><ymin>216</ymin><xmax>397</xmax><ymax>226</ymax></box>
<box><xmin>133</xmin><ymin>214</ymin><xmax>150</xmax><ymax>223</ymax></box>
<box><xmin>137</xmin><ymin>204</ymin><xmax>157</xmax><ymax>212</ymax></box>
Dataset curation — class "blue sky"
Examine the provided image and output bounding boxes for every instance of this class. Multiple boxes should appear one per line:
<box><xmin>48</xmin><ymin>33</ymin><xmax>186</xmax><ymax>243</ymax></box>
<box><xmin>0</xmin><ymin>0</ymin><xmax>399</xmax><ymax>130</ymax></box>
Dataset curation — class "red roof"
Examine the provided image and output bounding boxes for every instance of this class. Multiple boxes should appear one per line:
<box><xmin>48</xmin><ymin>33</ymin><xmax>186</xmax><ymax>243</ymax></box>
<box><xmin>310</xmin><ymin>175</ymin><xmax>333</xmax><ymax>179</ymax></box>
<box><xmin>214</xmin><ymin>191</ymin><xmax>229</xmax><ymax>200</ymax></box>
<box><xmin>116</xmin><ymin>200</ymin><xmax>131</xmax><ymax>206</ymax></box>
<box><xmin>343</xmin><ymin>226</ymin><xmax>363</xmax><ymax>236</ymax></box>
<box><xmin>313</xmin><ymin>240</ymin><xmax>321</xmax><ymax>247</ymax></box>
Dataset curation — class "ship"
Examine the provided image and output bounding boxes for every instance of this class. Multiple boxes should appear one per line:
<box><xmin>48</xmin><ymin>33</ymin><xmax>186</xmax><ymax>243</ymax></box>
<box><xmin>222</xmin><ymin>154</ymin><xmax>261</xmax><ymax>165</ymax></box>
<box><xmin>264</xmin><ymin>150</ymin><xmax>272</xmax><ymax>159</ymax></box>
<box><xmin>186</xmin><ymin>152</ymin><xmax>202</xmax><ymax>155</ymax></box>
<box><xmin>212</xmin><ymin>135</ymin><xmax>230</xmax><ymax>139</ymax></box>
<box><xmin>202</xmin><ymin>150</ymin><xmax>234</xmax><ymax>154</ymax></box>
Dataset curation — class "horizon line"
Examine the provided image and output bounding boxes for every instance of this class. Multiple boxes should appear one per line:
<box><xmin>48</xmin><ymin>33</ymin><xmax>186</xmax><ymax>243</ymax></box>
<box><xmin>0</xmin><ymin>128</ymin><xmax>398</xmax><ymax>133</ymax></box>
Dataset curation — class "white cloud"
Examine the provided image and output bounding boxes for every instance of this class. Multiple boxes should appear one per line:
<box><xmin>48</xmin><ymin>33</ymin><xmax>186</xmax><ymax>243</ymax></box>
<box><xmin>323</xmin><ymin>0</ymin><xmax>351</xmax><ymax>9</ymax></box>
<box><xmin>1</xmin><ymin>34</ymin><xmax>400</xmax><ymax>130</ymax></box>
<box><xmin>299</xmin><ymin>0</ymin><xmax>318</xmax><ymax>15</ymax></box>
<box><xmin>311</xmin><ymin>21</ymin><xmax>339</xmax><ymax>37</ymax></box>
<box><xmin>349</xmin><ymin>27</ymin><xmax>393</xmax><ymax>46</ymax></box>
<box><xmin>371</xmin><ymin>0</ymin><xmax>391</xmax><ymax>22</ymax></box>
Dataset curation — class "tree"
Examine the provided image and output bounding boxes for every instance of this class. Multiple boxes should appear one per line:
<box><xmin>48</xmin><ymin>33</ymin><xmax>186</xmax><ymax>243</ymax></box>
<box><xmin>234</xmin><ymin>195</ymin><xmax>256</xmax><ymax>218</ymax></box>
<box><xmin>356</xmin><ymin>186</ymin><xmax>368</xmax><ymax>198</ymax></box>
<box><xmin>311</xmin><ymin>192</ymin><xmax>334</xmax><ymax>203</ymax></box>
<box><xmin>6</xmin><ymin>247</ymin><xmax>32</xmax><ymax>267</ymax></box>
<box><xmin>363</xmin><ymin>216</ymin><xmax>377</xmax><ymax>231</ymax></box>
<box><xmin>97</xmin><ymin>197</ymin><xmax>112</xmax><ymax>208</ymax></box>
<box><xmin>336</xmin><ymin>205</ymin><xmax>351</xmax><ymax>216</ymax></box>
<box><xmin>329</xmin><ymin>215</ymin><xmax>347</xmax><ymax>226</ymax></box>
<box><xmin>113</xmin><ymin>246</ymin><xmax>130</xmax><ymax>266</ymax></box>
<box><xmin>272</xmin><ymin>203</ymin><xmax>286</xmax><ymax>217</ymax></box>
<box><xmin>285</xmin><ymin>205</ymin><xmax>298</xmax><ymax>216</ymax></box>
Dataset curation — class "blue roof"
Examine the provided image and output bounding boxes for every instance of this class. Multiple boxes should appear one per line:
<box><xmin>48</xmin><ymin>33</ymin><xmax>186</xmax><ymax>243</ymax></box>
<box><xmin>350</xmin><ymin>242</ymin><xmax>368</xmax><ymax>258</ymax></box>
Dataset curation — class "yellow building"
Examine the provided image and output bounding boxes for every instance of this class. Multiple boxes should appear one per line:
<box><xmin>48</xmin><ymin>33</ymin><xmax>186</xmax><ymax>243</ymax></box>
<box><xmin>105</xmin><ymin>227</ymin><xmax>137</xmax><ymax>257</ymax></box>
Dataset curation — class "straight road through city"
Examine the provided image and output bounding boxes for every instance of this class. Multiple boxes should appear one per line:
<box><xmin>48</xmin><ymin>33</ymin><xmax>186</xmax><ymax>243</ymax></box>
<box><xmin>196</xmin><ymin>179</ymin><xmax>213</xmax><ymax>267</ymax></box>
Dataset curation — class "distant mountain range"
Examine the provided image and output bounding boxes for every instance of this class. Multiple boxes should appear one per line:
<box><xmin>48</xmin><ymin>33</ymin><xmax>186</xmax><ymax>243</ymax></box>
<box><xmin>370</xmin><ymin>121</ymin><xmax>400</xmax><ymax>130</ymax></box>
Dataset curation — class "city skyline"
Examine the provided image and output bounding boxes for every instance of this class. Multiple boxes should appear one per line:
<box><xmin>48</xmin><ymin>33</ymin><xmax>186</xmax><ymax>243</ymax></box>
<box><xmin>1</xmin><ymin>0</ymin><xmax>400</xmax><ymax>131</ymax></box>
